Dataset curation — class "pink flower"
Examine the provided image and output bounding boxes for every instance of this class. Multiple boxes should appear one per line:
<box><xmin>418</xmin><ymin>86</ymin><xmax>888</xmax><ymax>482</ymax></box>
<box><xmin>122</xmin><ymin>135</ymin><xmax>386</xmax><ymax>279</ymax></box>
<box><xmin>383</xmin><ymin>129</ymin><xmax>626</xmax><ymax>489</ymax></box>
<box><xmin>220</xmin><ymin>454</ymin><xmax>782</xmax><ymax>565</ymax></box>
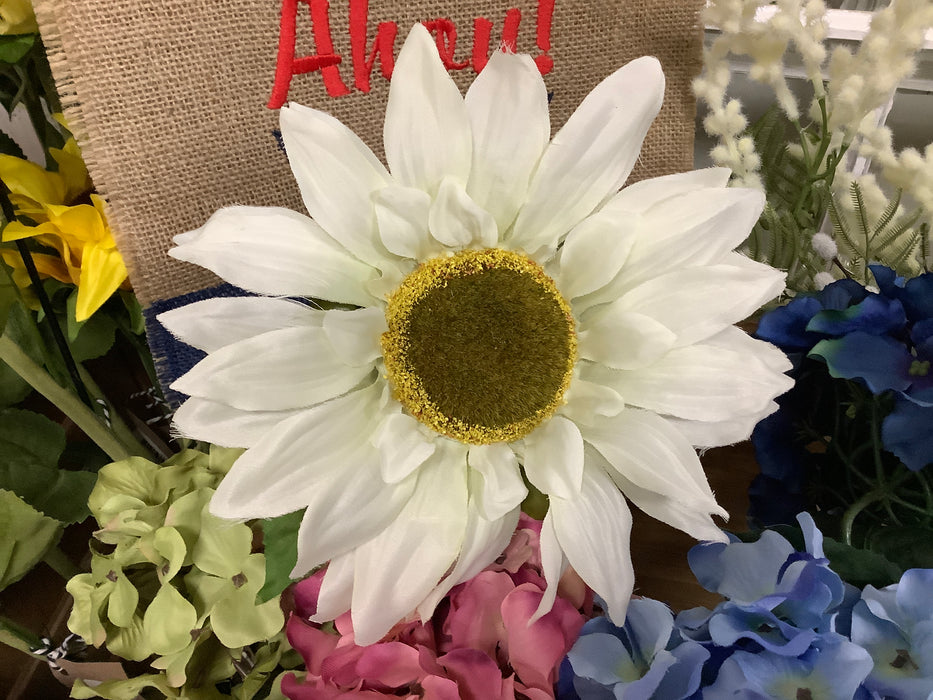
<box><xmin>282</xmin><ymin>515</ymin><xmax>588</xmax><ymax>699</ymax></box>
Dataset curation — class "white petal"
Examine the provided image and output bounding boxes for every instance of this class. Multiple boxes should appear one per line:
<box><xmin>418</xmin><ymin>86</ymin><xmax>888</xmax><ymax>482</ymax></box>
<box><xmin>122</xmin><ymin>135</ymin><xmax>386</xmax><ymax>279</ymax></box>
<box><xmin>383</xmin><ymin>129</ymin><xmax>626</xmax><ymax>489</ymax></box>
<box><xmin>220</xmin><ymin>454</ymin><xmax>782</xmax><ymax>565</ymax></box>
<box><xmin>428</xmin><ymin>177</ymin><xmax>498</xmax><ymax>249</ymax></box>
<box><xmin>586</xmin><ymin>443</ymin><xmax>727</xmax><ymax>543</ymax></box>
<box><xmin>621</xmin><ymin>188</ymin><xmax>766</xmax><ymax>290</ymax></box>
<box><xmin>604</xmin><ymin>340</ymin><xmax>792</xmax><ymax>422</ymax></box>
<box><xmin>171</xmin><ymin>327</ymin><xmax>374</xmax><ymax>411</ymax></box>
<box><xmin>384</xmin><ymin>25</ymin><xmax>471</xmax><ymax>195</ymax></box>
<box><xmin>417</xmin><ymin>502</ymin><xmax>520</xmax><ymax>619</ymax></box>
<box><xmin>612</xmin><ymin>258</ymin><xmax>786</xmax><ymax>347</ymax></box>
<box><xmin>209</xmin><ymin>383</ymin><xmax>381</xmax><ymax>520</ymax></box>
<box><xmin>350</xmin><ymin>440</ymin><xmax>469</xmax><ymax>645</ymax></box>
<box><xmin>280</xmin><ymin>103</ymin><xmax>393</xmax><ymax>267</ymax></box>
<box><xmin>509</xmin><ymin>57</ymin><xmax>665</xmax><ymax>257</ymax></box>
<box><xmin>558</xmin><ymin>209</ymin><xmax>637</xmax><ymax>300</ymax></box>
<box><xmin>465</xmin><ymin>50</ymin><xmax>549</xmax><ymax>233</ymax></box>
<box><xmin>292</xmin><ymin>448</ymin><xmax>418</xmax><ymax>577</ymax></box>
<box><xmin>529</xmin><ymin>510</ymin><xmax>569</xmax><ymax>624</ymax></box>
<box><xmin>665</xmin><ymin>405</ymin><xmax>778</xmax><ymax>449</ymax></box>
<box><xmin>172</xmin><ymin>397</ymin><xmax>304</xmax><ymax>448</ymax></box>
<box><xmin>373</xmin><ymin>185</ymin><xmax>436</xmax><ymax>259</ymax></box>
<box><xmin>578</xmin><ymin>308</ymin><xmax>676</xmax><ymax>370</ymax></box>
<box><xmin>523</xmin><ymin>415</ymin><xmax>584</xmax><ymax>499</ymax></box>
<box><xmin>322</xmin><ymin>307</ymin><xmax>387</xmax><ymax>367</ymax></box>
<box><xmin>706</xmin><ymin>325</ymin><xmax>792</xmax><ymax>374</ymax></box>
<box><xmin>310</xmin><ymin>552</ymin><xmax>354</xmax><ymax>622</ymax></box>
<box><xmin>559</xmin><ymin>377</ymin><xmax>625</xmax><ymax>428</ymax></box>
<box><xmin>372</xmin><ymin>412</ymin><xmax>436</xmax><ymax>484</ymax></box>
<box><xmin>549</xmin><ymin>463</ymin><xmax>634</xmax><ymax>625</ymax></box>
<box><xmin>158</xmin><ymin>297</ymin><xmax>322</xmax><ymax>354</ymax></box>
<box><xmin>602</xmin><ymin>168</ymin><xmax>733</xmax><ymax>216</ymax></box>
<box><xmin>581</xmin><ymin>408</ymin><xmax>719</xmax><ymax>507</ymax></box>
<box><xmin>170</xmin><ymin>207</ymin><xmax>378</xmax><ymax>306</ymax></box>
<box><xmin>467</xmin><ymin>443</ymin><xmax>527</xmax><ymax>521</ymax></box>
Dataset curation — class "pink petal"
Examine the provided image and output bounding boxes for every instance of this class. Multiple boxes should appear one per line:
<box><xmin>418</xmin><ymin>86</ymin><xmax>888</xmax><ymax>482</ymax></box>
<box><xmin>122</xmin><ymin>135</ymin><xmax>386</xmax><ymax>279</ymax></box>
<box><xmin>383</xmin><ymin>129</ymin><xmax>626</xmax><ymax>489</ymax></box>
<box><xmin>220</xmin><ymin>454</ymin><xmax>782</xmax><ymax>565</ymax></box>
<box><xmin>293</xmin><ymin>569</ymin><xmax>327</xmax><ymax>618</ymax></box>
<box><xmin>438</xmin><ymin>648</ymin><xmax>509</xmax><ymax>700</ymax></box>
<box><xmin>355</xmin><ymin>642</ymin><xmax>425</xmax><ymax>687</ymax></box>
<box><xmin>500</xmin><ymin>584</ymin><xmax>584</xmax><ymax>692</ymax></box>
<box><xmin>420</xmin><ymin>675</ymin><xmax>462</xmax><ymax>700</ymax></box>
<box><xmin>443</xmin><ymin>571</ymin><xmax>514</xmax><ymax>657</ymax></box>
<box><xmin>285</xmin><ymin>616</ymin><xmax>340</xmax><ymax>675</ymax></box>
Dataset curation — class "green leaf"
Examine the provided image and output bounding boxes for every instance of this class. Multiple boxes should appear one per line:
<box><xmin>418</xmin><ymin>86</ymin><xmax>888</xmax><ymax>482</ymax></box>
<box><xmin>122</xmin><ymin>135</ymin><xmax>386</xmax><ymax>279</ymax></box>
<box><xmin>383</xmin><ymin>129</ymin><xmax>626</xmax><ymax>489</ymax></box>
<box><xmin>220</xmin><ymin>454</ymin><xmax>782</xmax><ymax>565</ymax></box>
<box><xmin>0</xmin><ymin>129</ymin><xmax>24</xmax><ymax>159</ymax></box>
<box><xmin>0</xmin><ymin>406</ymin><xmax>64</xmax><ymax>468</ymax></box>
<box><xmin>120</xmin><ymin>290</ymin><xmax>145</xmax><ymax>335</ymax></box>
<box><xmin>2</xmin><ymin>300</ymin><xmax>45</xmax><ymax>368</ymax></box>
<box><xmin>867</xmin><ymin>527</ymin><xmax>933</xmax><ymax>573</ymax></box>
<box><xmin>65</xmin><ymin>289</ymin><xmax>118</xmax><ymax>360</ymax></box>
<box><xmin>0</xmin><ymin>407</ymin><xmax>95</xmax><ymax>523</ymax></box>
<box><xmin>257</xmin><ymin>509</ymin><xmax>303</xmax><ymax>604</ymax></box>
<box><xmin>0</xmin><ymin>488</ymin><xmax>61</xmax><ymax>590</ymax></box>
<box><xmin>822</xmin><ymin>535</ymin><xmax>904</xmax><ymax>589</ymax></box>
<box><xmin>0</xmin><ymin>35</ymin><xmax>36</xmax><ymax>64</ymax></box>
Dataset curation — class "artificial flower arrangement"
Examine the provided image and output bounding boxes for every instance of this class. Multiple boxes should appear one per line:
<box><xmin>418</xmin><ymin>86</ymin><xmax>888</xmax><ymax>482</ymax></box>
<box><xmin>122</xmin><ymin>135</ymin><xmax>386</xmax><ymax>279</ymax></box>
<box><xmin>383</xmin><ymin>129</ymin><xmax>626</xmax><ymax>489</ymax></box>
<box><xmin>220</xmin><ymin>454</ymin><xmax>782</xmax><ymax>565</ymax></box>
<box><xmin>0</xmin><ymin>0</ymin><xmax>932</xmax><ymax>698</ymax></box>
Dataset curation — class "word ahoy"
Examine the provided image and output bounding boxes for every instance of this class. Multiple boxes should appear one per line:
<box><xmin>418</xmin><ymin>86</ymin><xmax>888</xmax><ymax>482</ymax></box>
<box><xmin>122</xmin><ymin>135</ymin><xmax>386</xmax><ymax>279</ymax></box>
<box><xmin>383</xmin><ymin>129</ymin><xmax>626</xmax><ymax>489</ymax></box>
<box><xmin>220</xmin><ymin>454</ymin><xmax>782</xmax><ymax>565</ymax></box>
<box><xmin>268</xmin><ymin>0</ymin><xmax>556</xmax><ymax>107</ymax></box>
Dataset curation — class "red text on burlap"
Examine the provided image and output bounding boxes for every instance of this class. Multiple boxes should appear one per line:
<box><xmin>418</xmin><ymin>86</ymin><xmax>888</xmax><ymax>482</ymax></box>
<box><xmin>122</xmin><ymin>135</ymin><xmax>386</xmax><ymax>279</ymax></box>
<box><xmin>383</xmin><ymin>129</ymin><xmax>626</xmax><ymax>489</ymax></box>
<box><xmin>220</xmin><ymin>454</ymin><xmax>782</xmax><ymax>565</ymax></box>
<box><xmin>268</xmin><ymin>0</ymin><xmax>556</xmax><ymax>108</ymax></box>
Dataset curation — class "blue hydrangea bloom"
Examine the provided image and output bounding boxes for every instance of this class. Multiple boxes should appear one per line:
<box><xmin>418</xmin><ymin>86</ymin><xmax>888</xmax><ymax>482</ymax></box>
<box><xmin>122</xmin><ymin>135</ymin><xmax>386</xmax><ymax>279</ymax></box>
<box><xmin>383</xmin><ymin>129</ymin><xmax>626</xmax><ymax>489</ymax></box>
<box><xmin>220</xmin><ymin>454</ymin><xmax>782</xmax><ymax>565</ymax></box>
<box><xmin>559</xmin><ymin>515</ymin><xmax>932</xmax><ymax>699</ymax></box>
<box><xmin>559</xmin><ymin>598</ymin><xmax>709</xmax><ymax>700</ymax></box>
<box><xmin>702</xmin><ymin>633</ymin><xmax>873</xmax><ymax>700</ymax></box>
<box><xmin>682</xmin><ymin>514</ymin><xmax>846</xmax><ymax>635</ymax></box>
<box><xmin>850</xmin><ymin>568</ymin><xmax>933</xmax><ymax>700</ymax></box>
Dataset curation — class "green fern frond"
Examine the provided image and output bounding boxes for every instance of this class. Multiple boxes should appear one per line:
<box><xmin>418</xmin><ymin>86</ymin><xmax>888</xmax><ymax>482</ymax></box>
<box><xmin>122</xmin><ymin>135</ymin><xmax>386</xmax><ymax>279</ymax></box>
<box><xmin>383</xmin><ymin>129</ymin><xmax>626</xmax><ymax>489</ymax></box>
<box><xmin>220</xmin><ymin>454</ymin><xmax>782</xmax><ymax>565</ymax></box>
<box><xmin>850</xmin><ymin>182</ymin><xmax>871</xmax><ymax>240</ymax></box>
<box><xmin>873</xmin><ymin>188</ymin><xmax>903</xmax><ymax>235</ymax></box>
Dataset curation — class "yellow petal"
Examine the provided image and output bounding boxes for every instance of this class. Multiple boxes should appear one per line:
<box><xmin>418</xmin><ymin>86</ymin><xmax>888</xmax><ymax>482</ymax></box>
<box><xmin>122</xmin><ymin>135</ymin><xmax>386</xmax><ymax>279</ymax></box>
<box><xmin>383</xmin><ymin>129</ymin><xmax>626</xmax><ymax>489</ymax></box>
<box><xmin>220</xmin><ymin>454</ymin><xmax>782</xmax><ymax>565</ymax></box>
<box><xmin>0</xmin><ymin>154</ymin><xmax>66</xmax><ymax>206</ymax></box>
<box><xmin>0</xmin><ymin>0</ymin><xmax>38</xmax><ymax>34</ymax></box>
<box><xmin>75</xmin><ymin>243</ymin><xmax>128</xmax><ymax>321</ymax></box>
<box><xmin>47</xmin><ymin>202</ymin><xmax>108</xmax><ymax>244</ymax></box>
<box><xmin>51</xmin><ymin>139</ymin><xmax>92</xmax><ymax>202</ymax></box>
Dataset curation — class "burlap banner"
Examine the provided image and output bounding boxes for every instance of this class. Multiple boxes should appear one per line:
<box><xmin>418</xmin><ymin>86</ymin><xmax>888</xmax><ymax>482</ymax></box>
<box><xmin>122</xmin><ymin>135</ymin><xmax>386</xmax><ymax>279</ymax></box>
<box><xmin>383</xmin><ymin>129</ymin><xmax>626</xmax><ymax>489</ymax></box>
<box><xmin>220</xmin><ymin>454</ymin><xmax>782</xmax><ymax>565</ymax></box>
<box><xmin>33</xmin><ymin>0</ymin><xmax>704</xmax><ymax>396</ymax></box>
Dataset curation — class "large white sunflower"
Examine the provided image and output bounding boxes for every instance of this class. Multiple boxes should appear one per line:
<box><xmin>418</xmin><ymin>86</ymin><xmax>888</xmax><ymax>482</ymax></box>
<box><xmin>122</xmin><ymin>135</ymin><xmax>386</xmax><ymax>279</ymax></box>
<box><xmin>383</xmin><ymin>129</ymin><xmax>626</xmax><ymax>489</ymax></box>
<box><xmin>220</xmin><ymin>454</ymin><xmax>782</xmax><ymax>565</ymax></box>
<box><xmin>160</xmin><ymin>24</ymin><xmax>792</xmax><ymax>644</ymax></box>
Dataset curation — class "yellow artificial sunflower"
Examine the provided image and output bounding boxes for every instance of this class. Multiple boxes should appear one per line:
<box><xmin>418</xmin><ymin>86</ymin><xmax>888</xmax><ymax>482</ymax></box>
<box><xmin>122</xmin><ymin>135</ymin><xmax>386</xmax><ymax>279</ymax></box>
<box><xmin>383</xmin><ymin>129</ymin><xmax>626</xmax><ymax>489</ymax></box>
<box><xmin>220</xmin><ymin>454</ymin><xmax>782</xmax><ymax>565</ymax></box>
<box><xmin>0</xmin><ymin>0</ymin><xmax>37</xmax><ymax>35</ymax></box>
<box><xmin>0</xmin><ymin>139</ymin><xmax>128</xmax><ymax>321</ymax></box>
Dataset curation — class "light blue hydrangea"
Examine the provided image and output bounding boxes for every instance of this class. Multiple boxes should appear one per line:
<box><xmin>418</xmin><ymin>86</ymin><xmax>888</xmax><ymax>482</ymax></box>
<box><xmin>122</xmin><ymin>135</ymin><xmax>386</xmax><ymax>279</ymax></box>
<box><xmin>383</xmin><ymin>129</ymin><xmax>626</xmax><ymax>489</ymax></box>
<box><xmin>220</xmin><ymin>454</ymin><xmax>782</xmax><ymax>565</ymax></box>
<box><xmin>851</xmin><ymin>568</ymin><xmax>933</xmax><ymax>700</ymax></box>
<box><xmin>563</xmin><ymin>598</ymin><xmax>708</xmax><ymax>700</ymax></box>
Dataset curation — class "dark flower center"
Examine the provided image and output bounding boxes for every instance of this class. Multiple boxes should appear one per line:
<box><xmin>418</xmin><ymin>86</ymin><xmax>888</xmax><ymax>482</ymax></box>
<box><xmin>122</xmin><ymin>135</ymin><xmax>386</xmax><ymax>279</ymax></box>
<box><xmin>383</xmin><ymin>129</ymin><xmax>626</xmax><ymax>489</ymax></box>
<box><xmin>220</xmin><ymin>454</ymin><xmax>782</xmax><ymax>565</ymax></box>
<box><xmin>382</xmin><ymin>249</ymin><xmax>576</xmax><ymax>444</ymax></box>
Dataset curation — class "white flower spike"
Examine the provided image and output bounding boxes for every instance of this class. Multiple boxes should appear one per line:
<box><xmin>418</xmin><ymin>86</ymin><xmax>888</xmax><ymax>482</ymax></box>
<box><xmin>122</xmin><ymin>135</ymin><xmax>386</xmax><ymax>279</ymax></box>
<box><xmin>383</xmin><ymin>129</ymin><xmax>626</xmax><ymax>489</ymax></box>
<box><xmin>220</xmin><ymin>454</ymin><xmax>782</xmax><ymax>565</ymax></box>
<box><xmin>162</xmin><ymin>24</ymin><xmax>792</xmax><ymax>644</ymax></box>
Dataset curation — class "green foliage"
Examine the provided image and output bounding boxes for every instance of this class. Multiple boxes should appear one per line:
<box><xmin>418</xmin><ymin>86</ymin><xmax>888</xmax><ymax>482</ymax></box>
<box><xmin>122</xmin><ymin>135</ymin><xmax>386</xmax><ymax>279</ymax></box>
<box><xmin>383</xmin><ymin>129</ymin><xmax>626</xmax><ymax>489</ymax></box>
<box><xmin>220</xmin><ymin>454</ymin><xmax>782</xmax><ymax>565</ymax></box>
<box><xmin>257</xmin><ymin>509</ymin><xmax>303</xmax><ymax>604</ymax></box>
<box><xmin>68</xmin><ymin>447</ymin><xmax>285</xmax><ymax>697</ymax></box>
<box><xmin>0</xmin><ymin>407</ymin><xmax>95</xmax><ymax>523</ymax></box>
<box><xmin>744</xmin><ymin>103</ymin><xmax>843</xmax><ymax>294</ymax></box>
<box><xmin>0</xmin><ymin>487</ymin><xmax>61</xmax><ymax>589</ymax></box>
<box><xmin>828</xmin><ymin>181</ymin><xmax>928</xmax><ymax>285</ymax></box>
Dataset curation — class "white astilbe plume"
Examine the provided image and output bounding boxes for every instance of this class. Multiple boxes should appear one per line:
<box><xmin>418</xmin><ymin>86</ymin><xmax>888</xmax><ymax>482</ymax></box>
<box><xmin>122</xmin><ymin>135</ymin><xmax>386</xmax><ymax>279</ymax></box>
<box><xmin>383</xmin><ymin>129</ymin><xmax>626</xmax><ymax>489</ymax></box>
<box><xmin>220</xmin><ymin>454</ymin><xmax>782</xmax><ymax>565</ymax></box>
<box><xmin>696</xmin><ymin>0</ymin><xmax>829</xmax><ymax>189</ymax></box>
<box><xmin>697</xmin><ymin>0</ymin><xmax>933</xmax><ymax>284</ymax></box>
<box><xmin>827</xmin><ymin>0</ymin><xmax>933</xmax><ymax>138</ymax></box>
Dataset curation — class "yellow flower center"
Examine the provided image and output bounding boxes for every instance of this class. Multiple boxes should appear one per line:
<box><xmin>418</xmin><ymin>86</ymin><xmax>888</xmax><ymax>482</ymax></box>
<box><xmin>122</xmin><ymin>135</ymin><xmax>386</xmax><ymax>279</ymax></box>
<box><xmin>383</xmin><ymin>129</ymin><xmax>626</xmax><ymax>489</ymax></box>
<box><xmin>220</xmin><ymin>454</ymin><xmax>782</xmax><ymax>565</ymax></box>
<box><xmin>382</xmin><ymin>248</ymin><xmax>577</xmax><ymax>445</ymax></box>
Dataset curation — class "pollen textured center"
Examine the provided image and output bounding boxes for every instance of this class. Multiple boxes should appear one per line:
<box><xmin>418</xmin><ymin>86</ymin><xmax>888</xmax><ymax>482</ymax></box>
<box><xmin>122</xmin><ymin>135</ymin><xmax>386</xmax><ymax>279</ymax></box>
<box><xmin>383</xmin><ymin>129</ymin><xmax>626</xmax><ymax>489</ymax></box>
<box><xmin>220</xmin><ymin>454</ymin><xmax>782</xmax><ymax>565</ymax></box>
<box><xmin>382</xmin><ymin>248</ymin><xmax>576</xmax><ymax>445</ymax></box>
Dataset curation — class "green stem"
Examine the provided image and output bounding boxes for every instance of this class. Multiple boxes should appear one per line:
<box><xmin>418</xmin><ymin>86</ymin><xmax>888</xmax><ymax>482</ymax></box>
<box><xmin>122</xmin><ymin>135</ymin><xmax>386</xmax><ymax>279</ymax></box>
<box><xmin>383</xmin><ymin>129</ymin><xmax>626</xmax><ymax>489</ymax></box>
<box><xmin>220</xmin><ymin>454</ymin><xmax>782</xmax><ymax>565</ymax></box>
<box><xmin>42</xmin><ymin>545</ymin><xmax>80</xmax><ymax>580</ymax></box>
<box><xmin>0</xmin><ymin>614</ymin><xmax>43</xmax><ymax>656</ymax></box>
<box><xmin>841</xmin><ymin>488</ymin><xmax>886</xmax><ymax>546</ymax></box>
<box><xmin>76</xmin><ymin>365</ymin><xmax>152</xmax><ymax>460</ymax></box>
<box><xmin>0</xmin><ymin>335</ymin><xmax>131</xmax><ymax>461</ymax></box>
